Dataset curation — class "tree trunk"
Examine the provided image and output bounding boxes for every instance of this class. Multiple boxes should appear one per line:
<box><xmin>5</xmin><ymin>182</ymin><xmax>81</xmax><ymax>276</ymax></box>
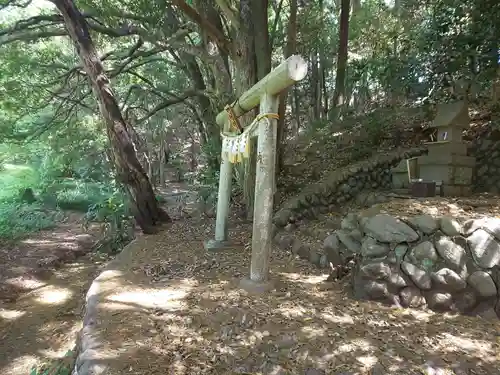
<box><xmin>233</xmin><ymin>0</ymin><xmax>258</xmax><ymax>219</ymax></box>
<box><xmin>319</xmin><ymin>0</ymin><xmax>329</xmax><ymax>117</ymax></box>
<box><xmin>276</xmin><ymin>0</ymin><xmax>297</xmax><ymax>174</ymax></box>
<box><xmin>159</xmin><ymin>135</ymin><xmax>166</xmax><ymax>187</ymax></box>
<box><xmin>293</xmin><ymin>85</ymin><xmax>301</xmax><ymax>134</ymax></box>
<box><xmin>52</xmin><ymin>0</ymin><xmax>170</xmax><ymax>233</ymax></box>
<box><xmin>310</xmin><ymin>51</ymin><xmax>320</xmax><ymax>121</ymax></box>
<box><xmin>331</xmin><ymin>0</ymin><xmax>351</xmax><ymax>115</ymax></box>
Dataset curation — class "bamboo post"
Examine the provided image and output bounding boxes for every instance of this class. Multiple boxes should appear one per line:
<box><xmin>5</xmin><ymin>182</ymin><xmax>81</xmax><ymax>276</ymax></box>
<box><xmin>204</xmin><ymin>120</ymin><xmax>234</xmax><ymax>251</ymax></box>
<box><xmin>214</xmin><ymin>121</ymin><xmax>233</xmax><ymax>242</ymax></box>
<box><xmin>215</xmin><ymin>55</ymin><xmax>308</xmax><ymax>127</ymax></box>
<box><xmin>245</xmin><ymin>93</ymin><xmax>279</xmax><ymax>288</ymax></box>
<box><xmin>205</xmin><ymin>55</ymin><xmax>308</xmax><ymax>274</ymax></box>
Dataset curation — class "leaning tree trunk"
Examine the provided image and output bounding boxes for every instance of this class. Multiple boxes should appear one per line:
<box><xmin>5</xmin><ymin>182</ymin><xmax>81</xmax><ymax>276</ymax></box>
<box><xmin>52</xmin><ymin>0</ymin><xmax>170</xmax><ymax>233</ymax></box>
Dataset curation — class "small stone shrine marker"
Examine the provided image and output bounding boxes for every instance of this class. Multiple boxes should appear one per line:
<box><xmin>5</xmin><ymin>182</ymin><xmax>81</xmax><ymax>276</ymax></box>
<box><xmin>204</xmin><ymin>55</ymin><xmax>308</xmax><ymax>292</ymax></box>
<box><xmin>418</xmin><ymin>98</ymin><xmax>475</xmax><ymax>196</ymax></box>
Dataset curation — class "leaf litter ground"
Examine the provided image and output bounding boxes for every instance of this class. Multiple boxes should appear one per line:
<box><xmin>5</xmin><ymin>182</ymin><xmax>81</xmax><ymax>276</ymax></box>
<box><xmin>0</xmin><ymin>212</ymin><xmax>105</xmax><ymax>375</ymax></box>
<box><xmin>0</xmin><ymin>183</ymin><xmax>194</xmax><ymax>374</ymax></box>
<box><xmin>90</xmin><ymin>215</ymin><xmax>500</xmax><ymax>375</ymax></box>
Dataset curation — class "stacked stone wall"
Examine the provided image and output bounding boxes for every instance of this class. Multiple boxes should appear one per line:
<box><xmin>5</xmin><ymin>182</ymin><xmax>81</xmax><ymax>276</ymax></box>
<box><xmin>469</xmin><ymin>139</ymin><xmax>500</xmax><ymax>193</ymax></box>
<box><xmin>273</xmin><ymin>147</ymin><xmax>428</xmax><ymax>228</ymax></box>
<box><xmin>277</xmin><ymin>212</ymin><xmax>500</xmax><ymax>319</ymax></box>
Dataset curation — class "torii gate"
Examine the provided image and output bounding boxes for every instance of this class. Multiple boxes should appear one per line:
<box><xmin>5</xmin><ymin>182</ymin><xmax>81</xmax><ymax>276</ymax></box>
<box><xmin>204</xmin><ymin>55</ymin><xmax>308</xmax><ymax>291</ymax></box>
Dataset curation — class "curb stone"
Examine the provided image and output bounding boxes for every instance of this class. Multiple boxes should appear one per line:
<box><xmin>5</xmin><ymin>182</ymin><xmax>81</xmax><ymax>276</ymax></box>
<box><xmin>72</xmin><ymin>242</ymin><xmax>137</xmax><ymax>375</ymax></box>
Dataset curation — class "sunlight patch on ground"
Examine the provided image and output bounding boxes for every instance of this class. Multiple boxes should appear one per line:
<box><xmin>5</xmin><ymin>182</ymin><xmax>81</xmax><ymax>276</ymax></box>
<box><xmin>0</xmin><ymin>308</ymin><xmax>26</xmax><ymax>321</ymax></box>
<box><xmin>58</xmin><ymin>263</ymin><xmax>93</xmax><ymax>276</ymax></box>
<box><xmin>34</xmin><ymin>285</ymin><xmax>73</xmax><ymax>305</ymax></box>
<box><xmin>335</xmin><ymin>339</ymin><xmax>375</xmax><ymax>355</ymax></box>
<box><xmin>276</xmin><ymin>303</ymin><xmax>312</xmax><ymax>319</ymax></box>
<box><xmin>402</xmin><ymin>309</ymin><xmax>434</xmax><ymax>321</ymax></box>
<box><xmin>5</xmin><ymin>277</ymin><xmax>46</xmax><ymax>291</ymax></box>
<box><xmin>277</xmin><ymin>272</ymin><xmax>328</xmax><ymax>284</ymax></box>
<box><xmin>439</xmin><ymin>333</ymin><xmax>497</xmax><ymax>357</ymax></box>
<box><xmin>1</xmin><ymin>356</ymin><xmax>37</xmax><ymax>375</ymax></box>
<box><xmin>356</xmin><ymin>355</ymin><xmax>379</xmax><ymax>368</ymax></box>
<box><xmin>100</xmin><ymin>301</ymin><xmax>142</xmax><ymax>311</ymax></box>
<box><xmin>38</xmin><ymin>330</ymin><xmax>80</xmax><ymax>359</ymax></box>
<box><xmin>319</xmin><ymin>312</ymin><xmax>355</xmax><ymax>325</ymax></box>
<box><xmin>107</xmin><ymin>286</ymin><xmax>192</xmax><ymax>310</ymax></box>
<box><xmin>21</xmin><ymin>239</ymin><xmax>80</xmax><ymax>250</ymax></box>
<box><xmin>97</xmin><ymin>269</ymin><xmax>123</xmax><ymax>281</ymax></box>
<box><xmin>300</xmin><ymin>325</ymin><xmax>327</xmax><ymax>339</ymax></box>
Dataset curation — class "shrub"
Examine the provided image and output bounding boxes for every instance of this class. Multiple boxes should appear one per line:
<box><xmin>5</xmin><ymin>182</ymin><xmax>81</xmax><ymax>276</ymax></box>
<box><xmin>83</xmin><ymin>188</ymin><xmax>135</xmax><ymax>254</ymax></box>
<box><xmin>0</xmin><ymin>202</ymin><xmax>62</xmax><ymax>239</ymax></box>
<box><xmin>29</xmin><ymin>350</ymin><xmax>74</xmax><ymax>375</ymax></box>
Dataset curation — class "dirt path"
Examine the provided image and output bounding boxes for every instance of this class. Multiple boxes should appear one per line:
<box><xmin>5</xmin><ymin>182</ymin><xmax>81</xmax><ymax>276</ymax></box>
<box><xmin>0</xmin><ymin>212</ymin><xmax>105</xmax><ymax>374</ymax></box>
<box><xmin>0</xmin><ymin>183</ymin><xmax>196</xmax><ymax>374</ymax></box>
<box><xmin>77</xmin><ymin>217</ymin><xmax>500</xmax><ymax>375</ymax></box>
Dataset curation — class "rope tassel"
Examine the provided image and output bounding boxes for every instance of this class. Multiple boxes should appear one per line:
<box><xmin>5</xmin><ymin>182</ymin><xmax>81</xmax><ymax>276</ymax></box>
<box><xmin>221</xmin><ymin>112</ymin><xmax>279</xmax><ymax>164</ymax></box>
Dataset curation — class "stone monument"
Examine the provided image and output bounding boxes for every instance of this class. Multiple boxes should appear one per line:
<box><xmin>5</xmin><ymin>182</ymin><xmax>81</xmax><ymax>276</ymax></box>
<box><xmin>391</xmin><ymin>157</ymin><xmax>418</xmax><ymax>190</ymax></box>
<box><xmin>417</xmin><ymin>100</ymin><xmax>475</xmax><ymax>196</ymax></box>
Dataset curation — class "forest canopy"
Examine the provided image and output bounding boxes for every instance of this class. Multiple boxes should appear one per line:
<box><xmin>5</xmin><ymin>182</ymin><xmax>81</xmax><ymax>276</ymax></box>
<box><xmin>1</xmin><ymin>0</ymin><xmax>500</xmax><ymax>235</ymax></box>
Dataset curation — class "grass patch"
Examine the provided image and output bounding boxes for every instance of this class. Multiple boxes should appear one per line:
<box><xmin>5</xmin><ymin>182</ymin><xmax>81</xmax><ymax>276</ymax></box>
<box><xmin>0</xmin><ymin>163</ymin><xmax>39</xmax><ymax>202</ymax></box>
<box><xmin>44</xmin><ymin>178</ymin><xmax>114</xmax><ymax>212</ymax></box>
<box><xmin>0</xmin><ymin>202</ymin><xmax>62</xmax><ymax>239</ymax></box>
<box><xmin>0</xmin><ymin>163</ymin><xmax>115</xmax><ymax>239</ymax></box>
<box><xmin>0</xmin><ymin>164</ymin><xmax>60</xmax><ymax>239</ymax></box>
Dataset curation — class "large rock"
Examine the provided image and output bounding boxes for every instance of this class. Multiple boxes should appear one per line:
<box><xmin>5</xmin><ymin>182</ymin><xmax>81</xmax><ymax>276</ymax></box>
<box><xmin>393</xmin><ymin>244</ymin><xmax>409</xmax><ymax>261</ymax></box>
<box><xmin>336</xmin><ymin>229</ymin><xmax>362</xmax><ymax>254</ymax></box>
<box><xmin>363</xmin><ymin>280</ymin><xmax>389</xmax><ymax>300</ymax></box>
<box><xmin>408</xmin><ymin>215</ymin><xmax>439</xmax><ymax>234</ymax></box>
<box><xmin>309</xmin><ymin>250</ymin><xmax>321</xmax><ymax>265</ymax></box>
<box><xmin>359</xmin><ymin>261</ymin><xmax>391</xmax><ymax>280</ymax></box>
<box><xmin>276</xmin><ymin>234</ymin><xmax>294</xmax><ymax>250</ymax></box>
<box><xmin>323</xmin><ymin>234</ymin><xmax>342</xmax><ymax>266</ymax></box>
<box><xmin>454</xmin><ymin>290</ymin><xmax>478</xmax><ymax>313</ymax></box>
<box><xmin>434</xmin><ymin>234</ymin><xmax>467</xmax><ymax>272</ymax></box>
<box><xmin>297</xmin><ymin>243</ymin><xmax>311</xmax><ymax>260</ymax></box>
<box><xmin>388</xmin><ymin>269</ymin><xmax>408</xmax><ymax>289</ymax></box>
<box><xmin>340</xmin><ymin>213</ymin><xmax>359</xmax><ymax>231</ymax></box>
<box><xmin>401</xmin><ymin>261</ymin><xmax>431</xmax><ymax>290</ymax></box>
<box><xmin>399</xmin><ymin>287</ymin><xmax>426</xmax><ymax>308</ymax></box>
<box><xmin>463</xmin><ymin>217</ymin><xmax>500</xmax><ymax>240</ymax></box>
<box><xmin>350</xmin><ymin>229</ymin><xmax>363</xmax><ymax>242</ymax></box>
<box><xmin>291</xmin><ymin>239</ymin><xmax>304</xmax><ymax>255</ymax></box>
<box><xmin>440</xmin><ymin>217</ymin><xmax>462</xmax><ymax>237</ymax></box>
<box><xmin>426</xmin><ymin>291</ymin><xmax>453</xmax><ymax>311</ymax></box>
<box><xmin>409</xmin><ymin>241</ymin><xmax>439</xmax><ymax>268</ymax></box>
<box><xmin>274</xmin><ymin>209</ymin><xmax>293</xmax><ymax>227</ymax></box>
<box><xmin>319</xmin><ymin>254</ymin><xmax>328</xmax><ymax>268</ymax></box>
<box><xmin>467</xmin><ymin>229</ymin><xmax>500</xmax><ymax>269</ymax></box>
<box><xmin>467</xmin><ymin>271</ymin><xmax>498</xmax><ymax>298</ymax></box>
<box><xmin>361</xmin><ymin>236</ymin><xmax>390</xmax><ymax>258</ymax></box>
<box><xmin>362</xmin><ymin>214</ymin><xmax>419</xmax><ymax>243</ymax></box>
<box><xmin>430</xmin><ymin>268</ymin><xmax>466</xmax><ymax>292</ymax></box>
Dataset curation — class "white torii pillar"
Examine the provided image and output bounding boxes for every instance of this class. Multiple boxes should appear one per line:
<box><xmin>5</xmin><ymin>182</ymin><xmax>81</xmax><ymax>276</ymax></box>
<box><xmin>204</xmin><ymin>55</ymin><xmax>308</xmax><ymax>290</ymax></box>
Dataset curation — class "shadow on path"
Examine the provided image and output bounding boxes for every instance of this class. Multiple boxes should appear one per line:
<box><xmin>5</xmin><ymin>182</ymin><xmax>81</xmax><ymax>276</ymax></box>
<box><xmin>74</xmin><ymin>217</ymin><xmax>500</xmax><ymax>375</ymax></box>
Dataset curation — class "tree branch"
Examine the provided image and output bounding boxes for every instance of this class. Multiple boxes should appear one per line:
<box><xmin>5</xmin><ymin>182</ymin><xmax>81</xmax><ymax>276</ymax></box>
<box><xmin>270</xmin><ymin>0</ymin><xmax>285</xmax><ymax>49</ymax></box>
<box><xmin>215</xmin><ymin>0</ymin><xmax>239</xmax><ymax>29</ymax></box>
<box><xmin>0</xmin><ymin>0</ymin><xmax>33</xmax><ymax>10</ymax></box>
<box><xmin>171</xmin><ymin>0</ymin><xmax>230</xmax><ymax>55</ymax></box>
<box><xmin>137</xmin><ymin>90</ymin><xmax>207</xmax><ymax>122</ymax></box>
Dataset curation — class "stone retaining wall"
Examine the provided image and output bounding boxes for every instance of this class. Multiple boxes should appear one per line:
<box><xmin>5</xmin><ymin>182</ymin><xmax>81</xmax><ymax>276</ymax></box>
<box><xmin>469</xmin><ymin>139</ymin><xmax>500</xmax><ymax>193</ymax></box>
<box><xmin>273</xmin><ymin>147</ymin><xmax>429</xmax><ymax>228</ymax></box>
<box><xmin>325</xmin><ymin>213</ymin><xmax>500</xmax><ymax>318</ymax></box>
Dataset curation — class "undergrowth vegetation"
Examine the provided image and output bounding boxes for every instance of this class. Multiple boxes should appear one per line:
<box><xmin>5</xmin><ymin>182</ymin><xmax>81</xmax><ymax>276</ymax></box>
<box><xmin>0</xmin><ymin>162</ymin><xmax>129</xmax><ymax>245</ymax></box>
